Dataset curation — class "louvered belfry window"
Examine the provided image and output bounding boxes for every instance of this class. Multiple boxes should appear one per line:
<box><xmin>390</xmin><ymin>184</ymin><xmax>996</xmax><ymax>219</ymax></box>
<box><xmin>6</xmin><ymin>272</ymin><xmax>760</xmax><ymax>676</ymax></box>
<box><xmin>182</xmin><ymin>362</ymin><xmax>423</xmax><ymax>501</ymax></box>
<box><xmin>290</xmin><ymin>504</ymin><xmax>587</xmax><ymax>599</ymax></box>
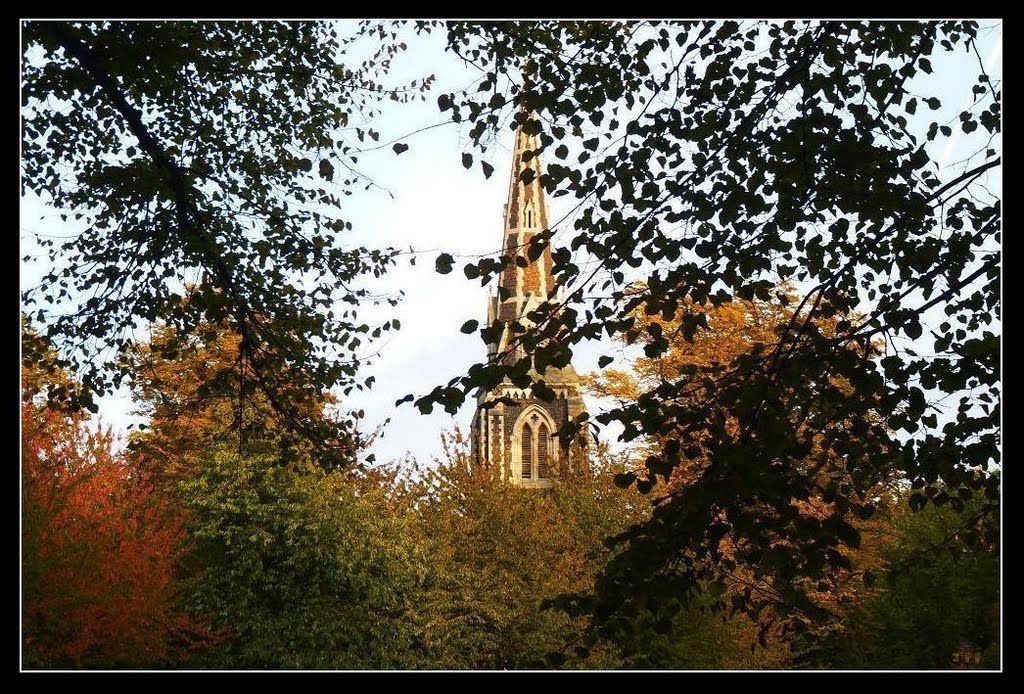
<box><xmin>537</xmin><ymin>424</ymin><xmax>549</xmax><ymax>478</ymax></box>
<box><xmin>521</xmin><ymin>425</ymin><xmax>533</xmax><ymax>479</ymax></box>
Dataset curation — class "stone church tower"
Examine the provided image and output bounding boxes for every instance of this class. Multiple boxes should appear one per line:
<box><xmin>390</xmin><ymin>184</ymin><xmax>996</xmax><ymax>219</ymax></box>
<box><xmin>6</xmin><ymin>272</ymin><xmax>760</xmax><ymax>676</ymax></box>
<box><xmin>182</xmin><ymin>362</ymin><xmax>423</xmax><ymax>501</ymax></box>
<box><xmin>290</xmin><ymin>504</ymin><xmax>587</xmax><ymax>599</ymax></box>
<box><xmin>470</xmin><ymin>117</ymin><xmax>587</xmax><ymax>487</ymax></box>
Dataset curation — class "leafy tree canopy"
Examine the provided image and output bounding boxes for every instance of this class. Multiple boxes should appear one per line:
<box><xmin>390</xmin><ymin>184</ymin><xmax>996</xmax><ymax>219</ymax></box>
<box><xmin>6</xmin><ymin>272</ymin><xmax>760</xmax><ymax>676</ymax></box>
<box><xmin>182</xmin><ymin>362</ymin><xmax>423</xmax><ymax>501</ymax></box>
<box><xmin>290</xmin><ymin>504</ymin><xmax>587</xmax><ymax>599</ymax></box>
<box><xmin>805</xmin><ymin>492</ymin><xmax>999</xmax><ymax>669</ymax></box>
<box><xmin>125</xmin><ymin>308</ymin><xmax>356</xmax><ymax>485</ymax></box>
<box><xmin>22</xmin><ymin>326</ymin><xmax>214</xmax><ymax>668</ymax></box>
<box><xmin>413</xmin><ymin>20</ymin><xmax>1000</xmax><ymax>642</ymax></box>
<box><xmin>22</xmin><ymin>20</ymin><xmax>430</xmax><ymax>449</ymax></box>
<box><xmin>179</xmin><ymin>445</ymin><xmax>427</xmax><ymax>669</ymax></box>
<box><xmin>405</xmin><ymin>430</ymin><xmax>644</xmax><ymax>669</ymax></box>
<box><xmin>584</xmin><ymin>286</ymin><xmax>903</xmax><ymax>637</ymax></box>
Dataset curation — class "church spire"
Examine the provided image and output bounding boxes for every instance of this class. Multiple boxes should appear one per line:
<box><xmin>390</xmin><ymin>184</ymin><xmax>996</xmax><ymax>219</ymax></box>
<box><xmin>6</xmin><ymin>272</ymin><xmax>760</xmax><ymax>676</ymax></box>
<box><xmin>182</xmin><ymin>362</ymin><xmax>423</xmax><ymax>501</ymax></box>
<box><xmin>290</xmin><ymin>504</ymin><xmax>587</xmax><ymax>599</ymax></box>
<box><xmin>498</xmin><ymin>113</ymin><xmax>555</xmax><ymax>304</ymax></box>
<box><xmin>469</xmin><ymin>110</ymin><xmax>588</xmax><ymax>484</ymax></box>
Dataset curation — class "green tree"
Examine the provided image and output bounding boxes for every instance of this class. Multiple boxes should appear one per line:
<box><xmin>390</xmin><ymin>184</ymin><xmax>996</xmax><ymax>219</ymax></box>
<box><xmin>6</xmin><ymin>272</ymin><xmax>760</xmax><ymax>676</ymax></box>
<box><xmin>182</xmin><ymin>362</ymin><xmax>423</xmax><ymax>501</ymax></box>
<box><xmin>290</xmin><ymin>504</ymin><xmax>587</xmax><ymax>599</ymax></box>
<box><xmin>406</xmin><ymin>430</ymin><xmax>642</xmax><ymax>669</ymax></box>
<box><xmin>22</xmin><ymin>21</ymin><xmax>429</xmax><ymax>448</ymax></box>
<box><xmin>406</xmin><ymin>429</ymin><xmax>786</xmax><ymax>669</ymax></box>
<box><xmin>180</xmin><ymin>445</ymin><xmax>427</xmax><ymax>669</ymax></box>
<box><xmin>121</xmin><ymin>315</ymin><xmax>419</xmax><ymax>668</ymax></box>
<box><xmin>104</xmin><ymin>304</ymin><xmax>421</xmax><ymax>669</ymax></box>
<box><xmin>416</xmin><ymin>20</ymin><xmax>1000</xmax><ymax>643</ymax></box>
<box><xmin>407</xmin><ymin>429</ymin><xmax>790</xmax><ymax>667</ymax></box>
<box><xmin>806</xmin><ymin>493</ymin><xmax>999</xmax><ymax>669</ymax></box>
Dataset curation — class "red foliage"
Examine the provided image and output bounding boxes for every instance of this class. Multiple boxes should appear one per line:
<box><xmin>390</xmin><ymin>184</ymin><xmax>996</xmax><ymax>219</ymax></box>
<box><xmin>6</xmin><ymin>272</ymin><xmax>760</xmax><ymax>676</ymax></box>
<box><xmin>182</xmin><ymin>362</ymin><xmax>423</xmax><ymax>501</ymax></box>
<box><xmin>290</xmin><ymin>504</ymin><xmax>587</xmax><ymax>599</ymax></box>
<box><xmin>22</xmin><ymin>402</ymin><xmax>216</xmax><ymax>668</ymax></box>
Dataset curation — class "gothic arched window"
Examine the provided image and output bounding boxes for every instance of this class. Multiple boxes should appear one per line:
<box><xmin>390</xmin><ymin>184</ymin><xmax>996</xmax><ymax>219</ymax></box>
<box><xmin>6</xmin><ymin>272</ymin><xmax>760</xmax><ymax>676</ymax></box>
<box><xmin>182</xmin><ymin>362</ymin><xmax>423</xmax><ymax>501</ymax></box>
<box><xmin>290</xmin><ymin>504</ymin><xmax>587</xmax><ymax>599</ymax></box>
<box><xmin>521</xmin><ymin>428</ymin><xmax>533</xmax><ymax>479</ymax></box>
<box><xmin>537</xmin><ymin>423</ymin><xmax>549</xmax><ymax>479</ymax></box>
<box><xmin>514</xmin><ymin>409</ymin><xmax>556</xmax><ymax>485</ymax></box>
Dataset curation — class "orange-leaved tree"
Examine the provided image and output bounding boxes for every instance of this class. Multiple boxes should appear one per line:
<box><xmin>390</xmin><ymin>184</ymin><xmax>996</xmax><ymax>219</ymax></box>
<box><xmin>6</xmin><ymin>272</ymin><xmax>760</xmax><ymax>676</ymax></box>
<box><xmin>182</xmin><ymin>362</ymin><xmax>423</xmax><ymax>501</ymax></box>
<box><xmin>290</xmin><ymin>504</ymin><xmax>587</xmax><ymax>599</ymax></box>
<box><xmin>585</xmin><ymin>285</ymin><xmax>896</xmax><ymax>645</ymax></box>
<box><xmin>125</xmin><ymin>310</ymin><xmax>356</xmax><ymax>491</ymax></box>
<box><xmin>22</xmin><ymin>320</ymin><xmax>216</xmax><ymax>668</ymax></box>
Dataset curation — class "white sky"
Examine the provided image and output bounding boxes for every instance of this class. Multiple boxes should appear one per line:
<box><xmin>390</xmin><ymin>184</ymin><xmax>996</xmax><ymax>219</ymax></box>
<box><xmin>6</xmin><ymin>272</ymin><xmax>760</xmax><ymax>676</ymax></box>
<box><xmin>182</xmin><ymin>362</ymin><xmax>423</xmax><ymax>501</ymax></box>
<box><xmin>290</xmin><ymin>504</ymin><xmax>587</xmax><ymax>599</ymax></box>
<box><xmin>20</xmin><ymin>21</ymin><xmax>1001</xmax><ymax>468</ymax></box>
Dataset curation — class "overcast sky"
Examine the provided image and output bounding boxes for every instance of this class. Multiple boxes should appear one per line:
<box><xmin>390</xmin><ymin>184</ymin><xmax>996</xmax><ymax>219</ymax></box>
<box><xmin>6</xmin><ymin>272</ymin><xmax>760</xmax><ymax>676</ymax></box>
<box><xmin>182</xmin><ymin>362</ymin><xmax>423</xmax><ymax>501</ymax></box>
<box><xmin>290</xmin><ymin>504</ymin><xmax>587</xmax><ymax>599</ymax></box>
<box><xmin>20</xmin><ymin>21</ymin><xmax>1002</xmax><ymax>468</ymax></box>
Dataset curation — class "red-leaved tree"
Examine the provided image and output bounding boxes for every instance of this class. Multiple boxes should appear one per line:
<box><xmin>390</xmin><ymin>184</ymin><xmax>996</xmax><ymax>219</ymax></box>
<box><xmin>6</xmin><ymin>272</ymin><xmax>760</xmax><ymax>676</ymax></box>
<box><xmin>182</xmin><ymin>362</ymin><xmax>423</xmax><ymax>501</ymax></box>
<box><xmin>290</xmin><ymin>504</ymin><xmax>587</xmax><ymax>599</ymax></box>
<box><xmin>22</xmin><ymin>323</ymin><xmax>216</xmax><ymax>668</ymax></box>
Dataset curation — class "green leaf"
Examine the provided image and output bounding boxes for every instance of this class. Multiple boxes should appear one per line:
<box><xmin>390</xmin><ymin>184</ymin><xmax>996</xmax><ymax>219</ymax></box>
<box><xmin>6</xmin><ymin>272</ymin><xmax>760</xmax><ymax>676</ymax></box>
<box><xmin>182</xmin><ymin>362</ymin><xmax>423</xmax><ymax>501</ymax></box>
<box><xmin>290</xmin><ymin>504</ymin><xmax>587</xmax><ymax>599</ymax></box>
<box><xmin>481</xmin><ymin>161</ymin><xmax>494</xmax><ymax>179</ymax></box>
<box><xmin>462</xmin><ymin>152</ymin><xmax>473</xmax><ymax>169</ymax></box>
<box><xmin>460</xmin><ymin>319</ymin><xmax>478</xmax><ymax>334</ymax></box>
<box><xmin>392</xmin><ymin>142</ymin><xmax>409</xmax><ymax>155</ymax></box>
<box><xmin>598</xmin><ymin>355</ymin><xmax>613</xmax><ymax>368</ymax></box>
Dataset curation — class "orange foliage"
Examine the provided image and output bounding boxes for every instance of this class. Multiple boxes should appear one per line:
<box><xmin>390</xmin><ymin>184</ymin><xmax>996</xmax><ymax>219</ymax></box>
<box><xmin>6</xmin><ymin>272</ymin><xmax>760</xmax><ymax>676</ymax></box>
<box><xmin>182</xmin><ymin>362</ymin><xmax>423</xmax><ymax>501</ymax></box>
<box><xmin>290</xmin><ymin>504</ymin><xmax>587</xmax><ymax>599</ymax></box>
<box><xmin>585</xmin><ymin>287</ymin><xmax>894</xmax><ymax>625</ymax></box>
<box><xmin>126</xmin><ymin>318</ymin><xmax>343</xmax><ymax>489</ymax></box>
<box><xmin>586</xmin><ymin>289</ymin><xmax>795</xmax><ymax>489</ymax></box>
<box><xmin>127</xmin><ymin>324</ymin><xmax>245</xmax><ymax>484</ymax></box>
<box><xmin>22</xmin><ymin>332</ymin><xmax>216</xmax><ymax>668</ymax></box>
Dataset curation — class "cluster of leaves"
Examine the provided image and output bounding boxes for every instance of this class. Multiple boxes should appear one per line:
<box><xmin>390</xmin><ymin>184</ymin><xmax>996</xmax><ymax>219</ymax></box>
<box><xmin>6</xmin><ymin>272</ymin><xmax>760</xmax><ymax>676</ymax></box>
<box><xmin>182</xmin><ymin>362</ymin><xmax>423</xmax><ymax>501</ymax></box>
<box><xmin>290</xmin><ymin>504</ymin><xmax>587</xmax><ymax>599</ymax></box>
<box><xmin>416</xmin><ymin>20</ymin><xmax>1000</xmax><ymax>641</ymax></box>
<box><xmin>178</xmin><ymin>445</ymin><xmax>428</xmax><ymax>669</ymax></box>
<box><xmin>24</xmin><ymin>314</ymin><xmax>429</xmax><ymax>670</ymax></box>
<box><xmin>582</xmin><ymin>288</ymin><xmax>907</xmax><ymax>640</ymax></box>
<box><xmin>32</xmin><ymin>317</ymin><xmax>430</xmax><ymax>675</ymax></box>
<box><xmin>49</xmin><ymin>315</ymin><xmax>426</xmax><ymax>669</ymax></box>
<box><xmin>393</xmin><ymin>429</ymin><xmax>789</xmax><ymax>669</ymax></box>
<box><xmin>22</xmin><ymin>20</ymin><xmax>429</xmax><ymax>453</ymax></box>
<box><xmin>125</xmin><ymin>304</ymin><xmax>356</xmax><ymax>483</ymax></box>
<box><xmin>22</xmin><ymin>326</ymin><xmax>214</xmax><ymax>668</ymax></box>
<box><xmin>400</xmin><ymin>431</ymin><xmax>633</xmax><ymax>669</ymax></box>
<box><xmin>803</xmin><ymin>493</ymin><xmax>1000</xmax><ymax>669</ymax></box>
<box><xmin>23</xmin><ymin>316</ymin><xmax>998</xmax><ymax>669</ymax></box>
